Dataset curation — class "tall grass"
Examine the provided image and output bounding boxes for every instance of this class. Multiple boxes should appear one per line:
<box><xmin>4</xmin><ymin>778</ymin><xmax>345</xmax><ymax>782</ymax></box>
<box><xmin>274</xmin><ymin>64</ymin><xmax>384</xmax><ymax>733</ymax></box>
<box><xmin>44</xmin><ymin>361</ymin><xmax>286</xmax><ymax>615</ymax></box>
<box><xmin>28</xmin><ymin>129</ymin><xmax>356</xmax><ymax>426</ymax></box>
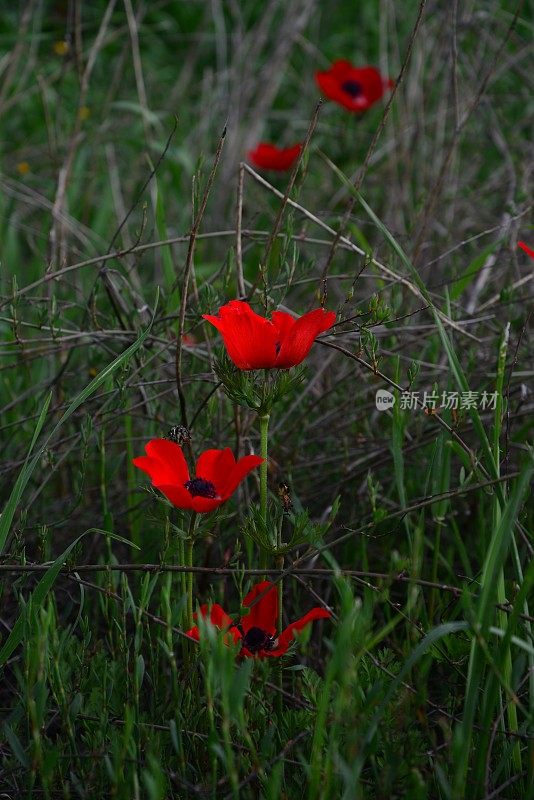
<box><xmin>1</xmin><ymin>1</ymin><xmax>533</xmax><ymax>798</ymax></box>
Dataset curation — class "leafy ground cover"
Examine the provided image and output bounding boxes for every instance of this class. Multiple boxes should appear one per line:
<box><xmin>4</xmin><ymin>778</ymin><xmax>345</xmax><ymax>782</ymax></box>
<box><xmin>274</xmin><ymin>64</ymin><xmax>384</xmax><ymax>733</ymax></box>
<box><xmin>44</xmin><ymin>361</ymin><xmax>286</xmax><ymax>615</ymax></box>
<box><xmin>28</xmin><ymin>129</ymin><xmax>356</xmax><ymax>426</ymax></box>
<box><xmin>0</xmin><ymin>1</ymin><xmax>533</xmax><ymax>798</ymax></box>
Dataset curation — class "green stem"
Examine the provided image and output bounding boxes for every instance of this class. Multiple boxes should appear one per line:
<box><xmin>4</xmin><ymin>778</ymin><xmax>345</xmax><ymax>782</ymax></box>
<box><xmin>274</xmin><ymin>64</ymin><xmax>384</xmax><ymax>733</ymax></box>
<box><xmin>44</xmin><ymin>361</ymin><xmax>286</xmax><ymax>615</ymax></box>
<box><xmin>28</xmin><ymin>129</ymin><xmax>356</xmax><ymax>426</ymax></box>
<box><xmin>259</xmin><ymin>413</ymin><xmax>270</xmax><ymax>525</ymax></box>
<box><xmin>185</xmin><ymin>538</ymin><xmax>194</xmax><ymax>630</ymax></box>
<box><xmin>275</xmin><ymin>523</ymin><xmax>283</xmax><ymax>635</ymax></box>
<box><xmin>185</xmin><ymin>513</ymin><xmax>198</xmax><ymax>630</ymax></box>
<box><xmin>275</xmin><ymin>546</ymin><xmax>284</xmax><ymax>717</ymax></box>
<box><xmin>492</xmin><ymin>325</ymin><xmax>522</xmax><ymax>785</ymax></box>
<box><xmin>178</xmin><ymin>537</ymin><xmax>186</xmax><ymax>620</ymax></box>
<box><xmin>259</xmin><ymin>413</ymin><xmax>270</xmax><ymax>572</ymax></box>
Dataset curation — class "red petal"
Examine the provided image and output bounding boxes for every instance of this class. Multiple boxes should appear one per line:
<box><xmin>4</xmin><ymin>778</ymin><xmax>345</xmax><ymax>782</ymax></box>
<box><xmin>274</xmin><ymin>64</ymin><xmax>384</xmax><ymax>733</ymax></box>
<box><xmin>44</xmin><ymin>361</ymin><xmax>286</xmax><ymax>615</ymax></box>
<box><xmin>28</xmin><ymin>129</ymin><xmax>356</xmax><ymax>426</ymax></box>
<box><xmin>275</xmin><ymin>308</ymin><xmax>336</xmax><ymax>368</ymax></box>
<box><xmin>195</xmin><ymin>448</ymin><xmax>235</xmax><ymax>487</ymax></box>
<box><xmin>133</xmin><ymin>439</ymin><xmax>193</xmax><ymax>509</ymax></box>
<box><xmin>330</xmin><ymin>60</ymin><xmax>353</xmax><ymax>77</ymax></box>
<box><xmin>203</xmin><ymin>301</ymin><xmax>278</xmax><ymax>369</ymax></box>
<box><xmin>146</xmin><ymin>439</ymin><xmax>190</xmax><ymax>478</ymax></box>
<box><xmin>270</xmin><ymin>607</ymin><xmax>331</xmax><ymax>655</ymax></box>
<box><xmin>154</xmin><ymin>482</ymin><xmax>194</xmax><ymax>510</ymax></box>
<box><xmin>185</xmin><ymin>625</ymin><xmax>200</xmax><ymax>641</ymax></box>
<box><xmin>316</xmin><ymin>63</ymin><xmax>388</xmax><ymax>111</ymax></box>
<box><xmin>315</xmin><ymin>71</ymin><xmax>354</xmax><ymax>109</ymax></box>
<box><xmin>271</xmin><ymin>310</ymin><xmax>296</xmax><ymax>341</ymax></box>
<box><xmin>242</xmin><ymin>581</ymin><xmax>278</xmax><ymax>635</ymax></box>
<box><xmin>248</xmin><ymin>142</ymin><xmax>301</xmax><ymax>171</ymax></box>
<box><xmin>219</xmin><ymin>454</ymin><xmax>264</xmax><ymax>499</ymax></box>
<box><xmin>350</xmin><ymin>66</ymin><xmax>386</xmax><ymax>106</ymax></box>
<box><xmin>190</xmin><ymin>495</ymin><xmax>225</xmax><ymax>513</ymax></box>
<box><xmin>132</xmin><ymin>438</ymin><xmax>190</xmax><ymax>485</ymax></box>
<box><xmin>188</xmin><ymin>603</ymin><xmax>241</xmax><ymax>644</ymax></box>
<box><xmin>203</xmin><ymin>603</ymin><xmax>235</xmax><ymax>630</ymax></box>
<box><xmin>132</xmin><ymin>455</ymin><xmax>160</xmax><ymax>478</ymax></box>
<box><xmin>518</xmin><ymin>241</ymin><xmax>534</xmax><ymax>259</ymax></box>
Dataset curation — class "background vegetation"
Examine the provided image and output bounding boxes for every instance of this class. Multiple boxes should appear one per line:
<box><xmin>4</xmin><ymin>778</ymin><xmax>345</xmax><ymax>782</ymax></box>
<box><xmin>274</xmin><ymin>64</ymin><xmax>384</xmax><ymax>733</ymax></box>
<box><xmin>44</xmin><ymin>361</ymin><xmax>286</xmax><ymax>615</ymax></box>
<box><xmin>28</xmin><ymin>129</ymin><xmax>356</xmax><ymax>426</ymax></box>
<box><xmin>0</xmin><ymin>1</ymin><xmax>533</xmax><ymax>797</ymax></box>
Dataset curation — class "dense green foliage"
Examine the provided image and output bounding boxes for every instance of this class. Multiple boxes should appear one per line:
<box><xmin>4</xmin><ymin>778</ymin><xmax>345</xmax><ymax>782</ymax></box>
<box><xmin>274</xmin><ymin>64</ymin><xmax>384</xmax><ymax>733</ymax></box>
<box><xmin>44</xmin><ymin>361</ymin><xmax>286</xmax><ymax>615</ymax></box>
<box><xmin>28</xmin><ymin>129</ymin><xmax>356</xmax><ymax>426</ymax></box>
<box><xmin>1</xmin><ymin>1</ymin><xmax>533</xmax><ymax>798</ymax></box>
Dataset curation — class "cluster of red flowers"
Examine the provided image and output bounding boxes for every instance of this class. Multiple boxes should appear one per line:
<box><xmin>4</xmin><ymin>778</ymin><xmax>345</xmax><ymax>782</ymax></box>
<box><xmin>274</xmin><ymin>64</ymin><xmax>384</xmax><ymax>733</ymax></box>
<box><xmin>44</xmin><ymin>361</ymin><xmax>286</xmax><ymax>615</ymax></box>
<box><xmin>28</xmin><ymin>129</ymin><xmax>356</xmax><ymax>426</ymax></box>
<box><xmin>131</xmin><ymin>49</ymin><xmax>533</xmax><ymax>661</ymax></box>
<box><xmin>132</xmin><ymin>85</ymin><xmax>533</xmax><ymax>667</ymax></box>
<box><xmin>133</xmin><ymin>300</ymin><xmax>335</xmax><ymax>658</ymax></box>
<box><xmin>248</xmin><ymin>59</ymin><xmax>393</xmax><ymax>172</ymax></box>
<box><xmin>134</xmin><ymin>301</ymin><xmax>335</xmax><ymax>507</ymax></box>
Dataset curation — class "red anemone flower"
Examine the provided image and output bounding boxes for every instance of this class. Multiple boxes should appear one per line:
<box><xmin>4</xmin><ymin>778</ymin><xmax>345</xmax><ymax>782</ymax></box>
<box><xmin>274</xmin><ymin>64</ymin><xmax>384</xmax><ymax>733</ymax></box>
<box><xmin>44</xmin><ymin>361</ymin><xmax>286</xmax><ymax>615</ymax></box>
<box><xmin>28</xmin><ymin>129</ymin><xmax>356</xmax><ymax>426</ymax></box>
<box><xmin>315</xmin><ymin>60</ymin><xmax>393</xmax><ymax>112</ymax></box>
<box><xmin>186</xmin><ymin>580</ymin><xmax>331</xmax><ymax>657</ymax></box>
<box><xmin>518</xmin><ymin>241</ymin><xmax>534</xmax><ymax>259</ymax></box>
<box><xmin>247</xmin><ymin>142</ymin><xmax>302</xmax><ymax>172</ymax></box>
<box><xmin>203</xmin><ymin>300</ymin><xmax>336</xmax><ymax>370</ymax></box>
<box><xmin>132</xmin><ymin>439</ymin><xmax>263</xmax><ymax>513</ymax></box>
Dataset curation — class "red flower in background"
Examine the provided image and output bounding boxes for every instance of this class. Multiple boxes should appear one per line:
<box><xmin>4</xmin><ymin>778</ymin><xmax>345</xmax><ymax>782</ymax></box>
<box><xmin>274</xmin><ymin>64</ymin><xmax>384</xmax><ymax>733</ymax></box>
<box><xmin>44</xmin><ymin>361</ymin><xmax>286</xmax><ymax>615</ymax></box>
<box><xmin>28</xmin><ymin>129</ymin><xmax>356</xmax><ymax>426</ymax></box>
<box><xmin>181</xmin><ymin>333</ymin><xmax>197</xmax><ymax>346</ymax></box>
<box><xmin>133</xmin><ymin>439</ymin><xmax>262</xmax><ymax>513</ymax></box>
<box><xmin>248</xmin><ymin>142</ymin><xmax>302</xmax><ymax>172</ymax></box>
<box><xmin>518</xmin><ymin>241</ymin><xmax>534</xmax><ymax>259</ymax></box>
<box><xmin>315</xmin><ymin>61</ymin><xmax>393</xmax><ymax>112</ymax></box>
<box><xmin>203</xmin><ymin>300</ymin><xmax>336</xmax><ymax>370</ymax></box>
<box><xmin>186</xmin><ymin>580</ymin><xmax>331</xmax><ymax>657</ymax></box>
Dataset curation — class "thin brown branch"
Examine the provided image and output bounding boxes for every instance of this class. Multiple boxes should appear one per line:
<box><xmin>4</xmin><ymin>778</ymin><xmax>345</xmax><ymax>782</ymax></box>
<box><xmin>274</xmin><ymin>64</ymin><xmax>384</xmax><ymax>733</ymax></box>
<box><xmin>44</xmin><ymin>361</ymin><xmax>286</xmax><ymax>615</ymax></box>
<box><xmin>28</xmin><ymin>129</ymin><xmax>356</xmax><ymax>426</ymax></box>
<box><xmin>411</xmin><ymin>2</ymin><xmax>523</xmax><ymax>266</ymax></box>
<box><xmin>247</xmin><ymin>98</ymin><xmax>323</xmax><ymax>304</ymax></box>
<box><xmin>235</xmin><ymin>162</ymin><xmax>246</xmax><ymax>297</ymax></box>
<box><xmin>174</xmin><ymin>126</ymin><xmax>227</xmax><ymax>427</ymax></box>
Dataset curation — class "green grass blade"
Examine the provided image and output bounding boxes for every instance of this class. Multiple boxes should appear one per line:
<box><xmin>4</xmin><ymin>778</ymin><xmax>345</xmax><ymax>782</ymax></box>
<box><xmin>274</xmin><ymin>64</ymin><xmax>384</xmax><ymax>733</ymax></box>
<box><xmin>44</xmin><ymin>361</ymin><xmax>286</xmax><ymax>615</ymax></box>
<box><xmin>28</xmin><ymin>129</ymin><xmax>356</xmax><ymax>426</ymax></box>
<box><xmin>0</xmin><ymin>529</ymin><xmax>134</xmax><ymax>667</ymax></box>
<box><xmin>453</xmin><ymin>456</ymin><xmax>534</xmax><ymax>798</ymax></box>
<box><xmin>323</xmin><ymin>155</ymin><xmax>499</xmax><ymax>482</ymax></box>
<box><xmin>0</xmin><ymin>391</ymin><xmax>51</xmax><ymax>556</ymax></box>
<box><xmin>449</xmin><ymin>241</ymin><xmax>498</xmax><ymax>301</ymax></box>
<box><xmin>353</xmin><ymin>620</ymin><xmax>469</xmax><ymax>784</ymax></box>
<box><xmin>0</xmin><ymin>290</ymin><xmax>158</xmax><ymax>556</ymax></box>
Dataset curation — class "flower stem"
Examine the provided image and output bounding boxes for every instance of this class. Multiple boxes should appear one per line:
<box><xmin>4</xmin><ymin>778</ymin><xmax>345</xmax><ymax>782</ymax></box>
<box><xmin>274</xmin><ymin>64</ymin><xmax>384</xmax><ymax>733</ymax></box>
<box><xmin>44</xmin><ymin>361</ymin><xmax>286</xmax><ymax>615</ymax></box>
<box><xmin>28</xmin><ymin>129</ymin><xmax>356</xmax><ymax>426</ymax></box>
<box><xmin>185</xmin><ymin>539</ymin><xmax>194</xmax><ymax>630</ymax></box>
<box><xmin>275</xmin><ymin>555</ymin><xmax>284</xmax><ymax>716</ymax></box>
<box><xmin>276</xmin><ymin>561</ymin><xmax>284</xmax><ymax>639</ymax></box>
<box><xmin>178</xmin><ymin>538</ymin><xmax>186</xmax><ymax>622</ymax></box>
<box><xmin>259</xmin><ymin>413</ymin><xmax>270</xmax><ymax>525</ymax></box>
<box><xmin>185</xmin><ymin>512</ymin><xmax>198</xmax><ymax>630</ymax></box>
<box><xmin>258</xmin><ymin>413</ymin><xmax>270</xmax><ymax>572</ymax></box>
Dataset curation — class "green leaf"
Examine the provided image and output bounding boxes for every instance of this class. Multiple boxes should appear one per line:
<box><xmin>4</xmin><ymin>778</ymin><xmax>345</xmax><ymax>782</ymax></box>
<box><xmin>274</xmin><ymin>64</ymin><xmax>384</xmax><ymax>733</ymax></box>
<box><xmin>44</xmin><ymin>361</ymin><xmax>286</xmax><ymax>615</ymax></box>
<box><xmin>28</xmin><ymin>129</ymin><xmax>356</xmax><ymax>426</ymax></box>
<box><xmin>3</xmin><ymin>723</ymin><xmax>29</xmax><ymax>768</ymax></box>
<box><xmin>450</xmin><ymin>242</ymin><xmax>497</xmax><ymax>301</ymax></box>
<box><xmin>0</xmin><ymin>391</ymin><xmax>51</xmax><ymax>556</ymax></box>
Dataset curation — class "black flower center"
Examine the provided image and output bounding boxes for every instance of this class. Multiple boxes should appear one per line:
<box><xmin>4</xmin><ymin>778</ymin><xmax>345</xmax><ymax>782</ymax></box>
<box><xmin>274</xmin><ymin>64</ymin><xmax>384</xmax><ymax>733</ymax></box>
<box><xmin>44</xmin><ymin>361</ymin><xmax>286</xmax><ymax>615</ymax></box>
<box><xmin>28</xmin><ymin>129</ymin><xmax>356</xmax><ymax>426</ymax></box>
<box><xmin>341</xmin><ymin>80</ymin><xmax>363</xmax><ymax>98</ymax></box>
<box><xmin>184</xmin><ymin>477</ymin><xmax>217</xmax><ymax>498</ymax></box>
<box><xmin>242</xmin><ymin>626</ymin><xmax>277</xmax><ymax>654</ymax></box>
<box><xmin>275</xmin><ymin>341</ymin><xmax>281</xmax><ymax>355</ymax></box>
